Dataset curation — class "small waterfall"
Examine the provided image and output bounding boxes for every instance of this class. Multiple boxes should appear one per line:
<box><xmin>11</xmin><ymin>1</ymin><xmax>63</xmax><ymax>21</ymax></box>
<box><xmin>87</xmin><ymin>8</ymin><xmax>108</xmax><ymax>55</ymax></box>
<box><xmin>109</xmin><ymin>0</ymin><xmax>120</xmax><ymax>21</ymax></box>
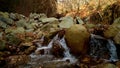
<box><xmin>30</xmin><ymin>34</ymin><xmax>77</xmax><ymax>63</ymax></box>
<box><xmin>90</xmin><ymin>34</ymin><xmax>118</xmax><ymax>62</ymax></box>
<box><xmin>59</xmin><ymin>36</ymin><xmax>77</xmax><ymax>63</ymax></box>
<box><xmin>90</xmin><ymin>34</ymin><xmax>107</xmax><ymax>58</ymax></box>
<box><xmin>107</xmin><ymin>39</ymin><xmax>118</xmax><ymax>62</ymax></box>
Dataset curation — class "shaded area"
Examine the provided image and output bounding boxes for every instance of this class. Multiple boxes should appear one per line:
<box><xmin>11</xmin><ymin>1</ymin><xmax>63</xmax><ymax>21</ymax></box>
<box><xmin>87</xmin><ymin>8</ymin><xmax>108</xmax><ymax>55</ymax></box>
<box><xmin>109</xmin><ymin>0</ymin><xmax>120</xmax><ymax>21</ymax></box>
<box><xmin>0</xmin><ymin>0</ymin><xmax>57</xmax><ymax>17</ymax></box>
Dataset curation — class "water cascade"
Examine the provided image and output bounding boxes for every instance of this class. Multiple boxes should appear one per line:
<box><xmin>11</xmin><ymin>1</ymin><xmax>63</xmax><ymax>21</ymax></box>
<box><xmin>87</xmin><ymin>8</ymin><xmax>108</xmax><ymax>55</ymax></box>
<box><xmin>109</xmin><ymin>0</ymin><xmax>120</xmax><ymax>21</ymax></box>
<box><xmin>90</xmin><ymin>34</ymin><xmax>118</xmax><ymax>62</ymax></box>
<box><xmin>30</xmin><ymin>34</ymin><xmax>77</xmax><ymax>65</ymax></box>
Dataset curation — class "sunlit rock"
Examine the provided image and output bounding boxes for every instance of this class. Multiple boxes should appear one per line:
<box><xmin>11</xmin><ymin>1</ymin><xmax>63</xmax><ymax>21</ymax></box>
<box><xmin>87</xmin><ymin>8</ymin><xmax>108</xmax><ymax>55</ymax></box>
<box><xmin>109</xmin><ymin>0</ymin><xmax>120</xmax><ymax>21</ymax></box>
<box><xmin>65</xmin><ymin>24</ymin><xmax>90</xmax><ymax>55</ymax></box>
<box><xmin>58</xmin><ymin>16</ymin><xmax>74</xmax><ymax>28</ymax></box>
<box><xmin>39</xmin><ymin>17</ymin><xmax>58</xmax><ymax>24</ymax></box>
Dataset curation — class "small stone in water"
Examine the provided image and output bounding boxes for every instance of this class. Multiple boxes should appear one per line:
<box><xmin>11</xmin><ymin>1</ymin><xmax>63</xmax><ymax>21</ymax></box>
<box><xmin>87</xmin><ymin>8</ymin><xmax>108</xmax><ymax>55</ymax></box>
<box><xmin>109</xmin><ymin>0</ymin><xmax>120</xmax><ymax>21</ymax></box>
<box><xmin>35</xmin><ymin>49</ymin><xmax>44</xmax><ymax>55</ymax></box>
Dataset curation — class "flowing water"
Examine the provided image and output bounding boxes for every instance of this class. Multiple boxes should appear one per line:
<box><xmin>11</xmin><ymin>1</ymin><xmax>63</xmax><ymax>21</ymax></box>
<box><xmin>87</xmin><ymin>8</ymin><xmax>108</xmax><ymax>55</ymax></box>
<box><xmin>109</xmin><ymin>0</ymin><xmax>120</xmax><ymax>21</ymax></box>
<box><xmin>25</xmin><ymin>34</ymin><xmax>77</xmax><ymax>68</ymax></box>
<box><xmin>107</xmin><ymin>39</ymin><xmax>118</xmax><ymax>62</ymax></box>
<box><xmin>19</xmin><ymin>34</ymin><xmax>118</xmax><ymax>68</ymax></box>
<box><xmin>90</xmin><ymin>34</ymin><xmax>118</xmax><ymax>62</ymax></box>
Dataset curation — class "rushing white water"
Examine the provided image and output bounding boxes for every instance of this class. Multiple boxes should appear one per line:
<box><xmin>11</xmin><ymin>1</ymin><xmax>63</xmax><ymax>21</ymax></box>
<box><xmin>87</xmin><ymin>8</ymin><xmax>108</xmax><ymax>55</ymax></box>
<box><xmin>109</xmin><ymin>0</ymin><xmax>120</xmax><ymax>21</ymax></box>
<box><xmin>30</xmin><ymin>34</ymin><xmax>77</xmax><ymax>63</ymax></box>
<box><xmin>107</xmin><ymin>39</ymin><xmax>118</xmax><ymax>62</ymax></box>
<box><xmin>59</xmin><ymin>36</ymin><xmax>77</xmax><ymax>63</ymax></box>
<box><xmin>90</xmin><ymin>34</ymin><xmax>118</xmax><ymax>62</ymax></box>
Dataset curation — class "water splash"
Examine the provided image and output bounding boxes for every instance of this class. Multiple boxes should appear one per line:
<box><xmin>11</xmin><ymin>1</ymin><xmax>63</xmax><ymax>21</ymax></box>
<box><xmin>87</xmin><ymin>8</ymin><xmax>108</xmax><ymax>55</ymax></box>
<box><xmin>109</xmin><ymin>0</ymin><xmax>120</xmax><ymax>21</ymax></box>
<box><xmin>90</xmin><ymin>34</ymin><xmax>118</xmax><ymax>62</ymax></box>
<box><xmin>59</xmin><ymin>36</ymin><xmax>77</xmax><ymax>63</ymax></box>
<box><xmin>30</xmin><ymin>34</ymin><xmax>77</xmax><ymax>63</ymax></box>
<box><xmin>90</xmin><ymin>34</ymin><xmax>107</xmax><ymax>58</ymax></box>
<box><xmin>107</xmin><ymin>39</ymin><xmax>118</xmax><ymax>62</ymax></box>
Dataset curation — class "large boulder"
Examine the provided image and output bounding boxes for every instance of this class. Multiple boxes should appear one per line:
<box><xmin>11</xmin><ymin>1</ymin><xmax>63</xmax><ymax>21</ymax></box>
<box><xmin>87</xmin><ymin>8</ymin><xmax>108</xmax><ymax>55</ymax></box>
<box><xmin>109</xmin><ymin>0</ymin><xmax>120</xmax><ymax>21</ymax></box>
<box><xmin>65</xmin><ymin>24</ymin><xmax>90</xmax><ymax>55</ymax></box>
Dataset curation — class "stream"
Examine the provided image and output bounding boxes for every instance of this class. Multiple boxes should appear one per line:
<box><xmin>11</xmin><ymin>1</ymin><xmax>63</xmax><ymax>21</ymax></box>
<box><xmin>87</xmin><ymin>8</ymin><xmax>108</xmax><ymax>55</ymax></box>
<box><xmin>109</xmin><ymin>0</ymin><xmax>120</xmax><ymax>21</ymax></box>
<box><xmin>19</xmin><ymin>34</ymin><xmax>118</xmax><ymax>68</ymax></box>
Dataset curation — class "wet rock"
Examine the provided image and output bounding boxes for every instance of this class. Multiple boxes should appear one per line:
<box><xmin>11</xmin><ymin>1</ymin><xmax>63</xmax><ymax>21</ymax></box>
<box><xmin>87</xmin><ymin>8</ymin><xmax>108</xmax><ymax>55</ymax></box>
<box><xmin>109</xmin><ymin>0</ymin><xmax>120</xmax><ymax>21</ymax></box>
<box><xmin>58</xmin><ymin>16</ymin><xmax>74</xmax><ymax>28</ymax></box>
<box><xmin>51</xmin><ymin>40</ymin><xmax>65</xmax><ymax>58</ymax></box>
<box><xmin>65</xmin><ymin>24</ymin><xmax>90</xmax><ymax>55</ymax></box>
<box><xmin>6</xmin><ymin>55</ymin><xmax>30</xmax><ymax>67</ymax></box>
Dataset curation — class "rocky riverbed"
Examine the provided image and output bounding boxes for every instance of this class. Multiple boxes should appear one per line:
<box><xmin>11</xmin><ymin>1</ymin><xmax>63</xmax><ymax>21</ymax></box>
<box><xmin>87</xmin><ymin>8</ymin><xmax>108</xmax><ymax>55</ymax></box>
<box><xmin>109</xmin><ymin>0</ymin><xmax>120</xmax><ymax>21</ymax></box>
<box><xmin>0</xmin><ymin>2</ymin><xmax>120</xmax><ymax>68</ymax></box>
